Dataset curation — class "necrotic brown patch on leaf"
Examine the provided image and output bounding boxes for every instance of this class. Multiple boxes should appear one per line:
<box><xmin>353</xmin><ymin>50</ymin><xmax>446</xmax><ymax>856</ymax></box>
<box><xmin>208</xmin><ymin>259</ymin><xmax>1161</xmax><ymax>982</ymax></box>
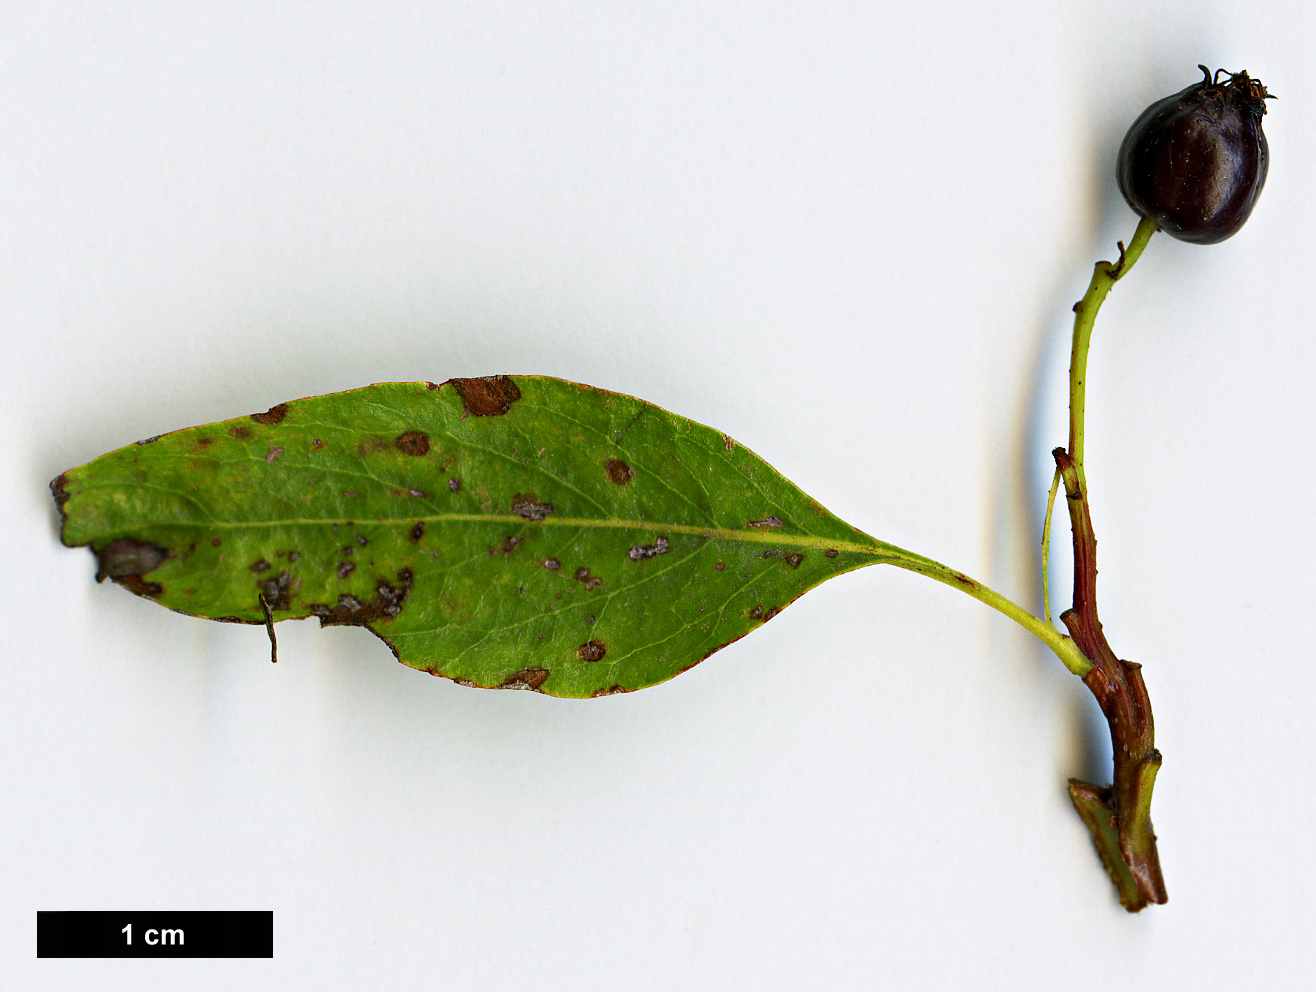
<box><xmin>543</xmin><ymin>558</ymin><xmax>561</xmax><ymax>570</ymax></box>
<box><xmin>95</xmin><ymin>537</ymin><xmax>168</xmax><ymax>583</ymax></box>
<box><xmin>628</xmin><ymin>536</ymin><xmax>669</xmax><ymax>561</ymax></box>
<box><xmin>824</xmin><ymin>548</ymin><xmax>839</xmax><ymax>559</ymax></box>
<box><xmin>116</xmin><ymin>575</ymin><xmax>164</xmax><ymax>597</ymax></box>
<box><xmin>50</xmin><ymin>473</ymin><xmax>72</xmax><ymax>512</ymax></box>
<box><xmin>251</xmin><ymin>559</ymin><xmax>271</xmax><ymax>573</ymax></box>
<box><xmin>449</xmin><ymin>375</ymin><xmax>522</xmax><ymax>417</ymax></box>
<box><xmin>605</xmin><ymin>459</ymin><xmax>634</xmax><ymax>485</ymax></box>
<box><xmin>410</xmin><ymin>521</ymin><xmax>425</xmax><ymax>543</ymax></box>
<box><xmin>337</xmin><ymin>562</ymin><xmax>356</xmax><ymax>579</ymax></box>
<box><xmin>577</xmin><ymin>640</ymin><xmax>607</xmax><ymax>662</ymax></box>
<box><xmin>260</xmin><ymin>569</ymin><xmax>292</xmax><ymax>611</ymax></box>
<box><xmin>395</xmin><ymin>430</ymin><xmax>430</xmax><ymax>456</ymax></box>
<box><xmin>449</xmin><ymin>478</ymin><xmax>461</xmax><ymax>493</ymax></box>
<box><xmin>229</xmin><ymin>425</ymin><xmax>252</xmax><ymax>439</ymax></box>
<box><xmin>511</xmin><ymin>493</ymin><xmax>554</xmax><ymax>520</ymax></box>
<box><xmin>592</xmin><ymin>684</ymin><xmax>628</xmax><ymax>697</ymax></box>
<box><xmin>784</xmin><ymin>553</ymin><xmax>803</xmax><ymax>570</ymax></box>
<box><xmin>500</xmin><ymin>667</ymin><xmax>549</xmax><ymax>691</ymax></box>
<box><xmin>251</xmin><ymin>403</ymin><xmax>288</xmax><ymax>425</ymax></box>
<box><xmin>310</xmin><ymin>569</ymin><xmax>412</xmax><ymax>626</ymax></box>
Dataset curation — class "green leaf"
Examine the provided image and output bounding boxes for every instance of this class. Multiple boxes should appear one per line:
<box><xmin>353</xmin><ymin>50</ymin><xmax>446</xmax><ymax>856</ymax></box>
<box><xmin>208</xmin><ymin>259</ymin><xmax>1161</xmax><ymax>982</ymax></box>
<box><xmin>53</xmin><ymin>376</ymin><xmax>903</xmax><ymax>697</ymax></box>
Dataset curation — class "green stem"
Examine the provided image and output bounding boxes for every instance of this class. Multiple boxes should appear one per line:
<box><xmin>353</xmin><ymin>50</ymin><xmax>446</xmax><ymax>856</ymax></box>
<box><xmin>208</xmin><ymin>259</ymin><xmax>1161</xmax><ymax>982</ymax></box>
<box><xmin>883</xmin><ymin>549</ymin><xmax>1092</xmax><ymax>678</ymax></box>
<box><xmin>1069</xmin><ymin>215</ymin><xmax>1158</xmax><ymax>469</ymax></box>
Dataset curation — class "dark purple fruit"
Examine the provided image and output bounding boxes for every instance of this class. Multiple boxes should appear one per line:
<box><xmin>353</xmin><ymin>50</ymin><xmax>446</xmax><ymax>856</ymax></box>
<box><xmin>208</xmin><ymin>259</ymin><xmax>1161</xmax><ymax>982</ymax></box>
<box><xmin>1117</xmin><ymin>66</ymin><xmax>1271</xmax><ymax>244</ymax></box>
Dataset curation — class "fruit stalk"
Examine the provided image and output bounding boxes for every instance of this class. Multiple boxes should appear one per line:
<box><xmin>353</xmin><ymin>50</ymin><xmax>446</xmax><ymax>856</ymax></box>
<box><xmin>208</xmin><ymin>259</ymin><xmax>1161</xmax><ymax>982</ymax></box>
<box><xmin>1058</xmin><ymin>215</ymin><xmax>1168</xmax><ymax>911</ymax></box>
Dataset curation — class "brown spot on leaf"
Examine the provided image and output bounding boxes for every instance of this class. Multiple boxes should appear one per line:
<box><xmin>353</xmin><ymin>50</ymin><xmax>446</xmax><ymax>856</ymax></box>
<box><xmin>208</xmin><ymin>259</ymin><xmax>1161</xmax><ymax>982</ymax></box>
<box><xmin>544</xmin><ymin>558</ymin><xmax>561</xmax><ymax>570</ymax></box>
<box><xmin>211</xmin><ymin>538</ymin><xmax>222</xmax><ymax>547</ymax></box>
<box><xmin>714</xmin><ymin>561</ymin><xmax>725</xmax><ymax>571</ymax></box>
<box><xmin>251</xmin><ymin>403</ymin><xmax>288</xmax><ymax>425</ymax></box>
<box><xmin>310</xmin><ymin>569</ymin><xmax>413</xmax><ymax>626</ymax></box>
<box><xmin>358</xmin><ymin>535</ymin><xmax>369</xmax><ymax>546</ymax></box>
<box><xmin>628</xmin><ymin>536</ymin><xmax>669</xmax><ymax>561</ymax></box>
<box><xmin>500</xmin><ymin>667</ymin><xmax>550</xmax><ymax>691</ymax></box>
<box><xmin>765</xmin><ymin>607</ymin><xmax>780</xmax><ymax>620</ymax></box>
<box><xmin>229</xmin><ymin>425</ymin><xmax>252</xmax><ymax>439</ymax></box>
<box><xmin>265</xmin><ymin>444</ymin><xmax>285</xmax><ymax>463</ymax></box>
<box><xmin>750</xmin><ymin>604</ymin><xmax>764</xmax><ymax>620</ymax></box>
<box><xmin>584</xmin><ymin>577</ymin><xmax>603</xmax><ymax>591</ymax></box>
<box><xmin>511</xmin><ymin>493</ymin><xmax>555</xmax><ymax>521</ymax></box>
<box><xmin>723</xmin><ymin>434</ymin><xmax>735</xmax><ymax>451</ymax></box>
<box><xmin>251</xmin><ymin>559</ymin><xmax>271</xmax><ymax>573</ymax></box>
<box><xmin>260</xmin><ymin>569</ymin><xmax>292</xmax><ymax>611</ymax></box>
<box><xmin>577</xmin><ymin>640</ymin><xmax>607</xmax><ymax>662</ymax></box>
<box><xmin>395</xmin><ymin>430</ymin><xmax>430</xmax><ymax>456</ymax></box>
<box><xmin>288</xmin><ymin>550</ymin><xmax>300</xmax><ymax>562</ymax></box>
<box><xmin>490</xmin><ymin>535</ymin><xmax>523</xmax><ymax>556</ymax></box>
<box><xmin>748</xmin><ymin>515</ymin><xmax>783</xmax><ymax>529</ymax></box>
<box><xmin>337</xmin><ymin>562</ymin><xmax>356</xmax><ymax>579</ymax></box>
<box><xmin>194</xmin><ymin>437</ymin><xmax>214</xmax><ymax>449</ymax></box>
<box><xmin>574</xmin><ymin>567</ymin><xmax>591</xmax><ymax>581</ymax></box>
<box><xmin>605</xmin><ymin>459</ymin><xmax>634</xmax><ymax>485</ymax></box>
<box><xmin>449</xmin><ymin>478</ymin><xmax>462</xmax><ymax>493</ymax></box>
<box><xmin>592</xmin><ymin>684</ymin><xmax>629</xmax><ymax>697</ymax></box>
<box><xmin>95</xmin><ymin>537</ymin><xmax>168</xmax><ymax>583</ymax></box>
<box><xmin>784</xmin><ymin>553</ymin><xmax>803</xmax><ymax>570</ymax></box>
<box><xmin>449</xmin><ymin>375</ymin><xmax>522</xmax><ymax>417</ymax></box>
<box><xmin>135</xmin><ymin>435</ymin><xmax>163</xmax><ymax>446</ymax></box>
<box><xmin>410</xmin><ymin>521</ymin><xmax>425</xmax><ymax>543</ymax></box>
<box><xmin>824</xmin><ymin>548</ymin><xmax>839</xmax><ymax>559</ymax></box>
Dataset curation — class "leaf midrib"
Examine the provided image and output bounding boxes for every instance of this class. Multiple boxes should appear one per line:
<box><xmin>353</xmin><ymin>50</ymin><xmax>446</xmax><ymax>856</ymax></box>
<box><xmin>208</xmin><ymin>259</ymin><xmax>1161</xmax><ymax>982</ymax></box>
<box><xmin>110</xmin><ymin>513</ymin><xmax>892</xmax><ymax>557</ymax></box>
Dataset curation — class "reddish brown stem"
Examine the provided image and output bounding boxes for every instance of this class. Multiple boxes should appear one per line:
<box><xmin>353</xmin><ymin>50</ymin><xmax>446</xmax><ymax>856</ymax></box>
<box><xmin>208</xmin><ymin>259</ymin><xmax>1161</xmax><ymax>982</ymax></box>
<box><xmin>1053</xmin><ymin>447</ymin><xmax>1167</xmax><ymax>910</ymax></box>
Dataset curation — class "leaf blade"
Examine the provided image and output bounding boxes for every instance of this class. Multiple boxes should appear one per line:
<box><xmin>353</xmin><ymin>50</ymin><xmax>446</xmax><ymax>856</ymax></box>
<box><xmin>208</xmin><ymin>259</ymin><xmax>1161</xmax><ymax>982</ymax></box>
<box><xmin>55</xmin><ymin>376</ymin><xmax>899</xmax><ymax>696</ymax></box>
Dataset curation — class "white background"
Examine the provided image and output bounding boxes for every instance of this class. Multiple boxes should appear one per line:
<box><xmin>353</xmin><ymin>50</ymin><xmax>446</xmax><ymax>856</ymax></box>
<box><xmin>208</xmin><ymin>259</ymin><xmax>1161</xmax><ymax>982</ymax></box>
<box><xmin>4</xmin><ymin>2</ymin><xmax>1312</xmax><ymax>988</ymax></box>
